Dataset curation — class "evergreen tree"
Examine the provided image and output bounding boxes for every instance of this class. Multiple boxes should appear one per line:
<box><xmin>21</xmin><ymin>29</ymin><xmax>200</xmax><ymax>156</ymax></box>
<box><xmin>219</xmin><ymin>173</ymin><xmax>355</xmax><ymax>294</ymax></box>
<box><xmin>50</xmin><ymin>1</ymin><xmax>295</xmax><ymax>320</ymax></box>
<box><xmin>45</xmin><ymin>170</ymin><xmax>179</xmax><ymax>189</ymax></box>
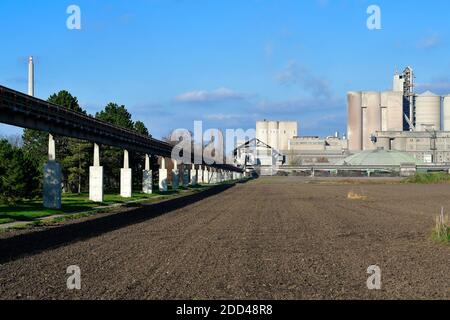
<box><xmin>62</xmin><ymin>141</ymin><xmax>92</xmax><ymax>194</ymax></box>
<box><xmin>0</xmin><ymin>140</ymin><xmax>39</xmax><ymax>204</ymax></box>
<box><xmin>96</xmin><ymin>103</ymin><xmax>135</xmax><ymax>191</ymax></box>
<box><xmin>96</xmin><ymin>103</ymin><xmax>134</xmax><ymax>129</ymax></box>
<box><xmin>134</xmin><ymin>121</ymin><xmax>150</xmax><ymax>136</ymax></box>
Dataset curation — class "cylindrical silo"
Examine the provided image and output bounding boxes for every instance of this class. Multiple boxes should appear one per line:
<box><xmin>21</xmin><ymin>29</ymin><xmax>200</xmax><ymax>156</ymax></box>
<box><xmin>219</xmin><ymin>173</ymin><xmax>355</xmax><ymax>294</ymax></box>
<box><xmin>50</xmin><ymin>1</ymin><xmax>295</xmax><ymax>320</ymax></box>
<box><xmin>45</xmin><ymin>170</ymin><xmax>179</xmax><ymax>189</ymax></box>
<box><xmin>443</xmin><ymin>95</ymin><xmax>450</xmax><ymax>131</ymax></box>
<box><xmin>381</xmin><ymin>91</ymin><xmax>403</xmax><ymax>131</ymax></box>
<box><xmin>362</xmin><ymin>92</ymin><xmax>381</xmax><ymax>150</ymax></box>
<box><xmin>415</xmin><ymin>91</ymin><xmax>441</xmax><ymax>131</ymax></box>
<box><xmin>347</xmin><ymin>92</ymin><xmax>362</xmax><ymax>151</ymax></box>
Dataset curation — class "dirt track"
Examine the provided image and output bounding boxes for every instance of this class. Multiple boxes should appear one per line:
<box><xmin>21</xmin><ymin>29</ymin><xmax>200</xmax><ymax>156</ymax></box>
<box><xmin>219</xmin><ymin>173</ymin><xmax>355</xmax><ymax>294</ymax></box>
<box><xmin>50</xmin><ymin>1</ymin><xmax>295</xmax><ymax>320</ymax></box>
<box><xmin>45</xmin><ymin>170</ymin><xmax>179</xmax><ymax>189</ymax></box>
<box><xmin>0</xmin><ymin>177</ymin><xmax>449</xmax><ymax>300</ymax></box>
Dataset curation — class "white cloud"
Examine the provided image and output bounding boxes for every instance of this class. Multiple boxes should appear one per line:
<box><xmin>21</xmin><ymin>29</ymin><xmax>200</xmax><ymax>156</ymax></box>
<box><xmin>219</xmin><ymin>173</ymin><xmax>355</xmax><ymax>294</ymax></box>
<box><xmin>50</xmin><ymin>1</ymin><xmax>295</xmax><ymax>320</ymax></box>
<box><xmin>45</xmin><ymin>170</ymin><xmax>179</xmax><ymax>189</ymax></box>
<box><xmin>175</xmin><ymin>87</ymin><xmax>249</xmax><ymax>103</ymax></box>
<box><xmin>416</xmin><ymin>76</ymin><xmax>450</xmax><ymax>95</ymax></box>
<box><xmin>418</xmin><ymin>34</ymin><xmax>441</xmax><ymax>49</ymax></box>
<box><xmin>256</xmin><ymin>96</ymin><xmax>344</xmax><ymax>114</ymax></box>
<box><xmin>205</xmin><ymin>114</ymin><xmax>241</xmax><ymax>121</ymax></box>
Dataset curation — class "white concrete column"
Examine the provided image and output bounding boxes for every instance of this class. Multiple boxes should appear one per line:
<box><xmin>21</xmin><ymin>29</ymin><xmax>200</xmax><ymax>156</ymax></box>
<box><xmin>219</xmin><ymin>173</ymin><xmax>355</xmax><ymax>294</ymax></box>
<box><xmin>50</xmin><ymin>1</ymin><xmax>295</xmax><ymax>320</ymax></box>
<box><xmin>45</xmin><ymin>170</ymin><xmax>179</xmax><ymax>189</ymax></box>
<box><xmin>190</xmin><ymin>164</ymin><xmax>198</xmax><ymax>186</ymax></box>
<box><xmin>143</xmin><ymin>154</ymin><xmax>152</xmax><ymax>194</ymax></box>
<box><xmin>43</xmin><ymin>133</ymin><xmax>61</xmax><ymax>209</ymax></box>
<box><xmin>211</xmin><ymin>168</ymin><xmax>218</xmax><ymax>184</ymax></box>
<box><xmin>172</xmin><ymin>160</ymin><xmax>180</xmax><ymax>190</ymax></box>
<box><xmin>208</xmin><ymin>167</ymin><xmax>213</xmax><ymax>184</ymax></box>
<box><xmin>197</xmin><ymin>165</ymin><xmax>204</xmax><ymax>184</ymax></box>
<box><xmin>120</xmin><ymin>149</ymin><xmax>132</xmax><ymax>198</ymax></box>
<box><xmin>203</xmin><ymin>167</ymin><xmax>209</xmax><ymax>184</ymax></box>
<box><xmin>159</xmin><ymin>157</ymin><xmax>168</xmax><ymax>192</ymax></box>
<box><xmin>215</xmin><ymin>169</ymin><xmax>220</xmax><ymax>183</ymax></box>
<box><xmin>94</xmin><ymin>143</ymin><xmax>100</xmax><ymax>167</ymax></box>
<box><xmin>89</xmin><ymin>143</ymin><xmax>104</xmax><ymax>202</ymax></box>
<box><xmin>48</xmin><ymin>134</ymin><xmax>56</xmax><ymax>161</ymax></box>
<box><xmin>124</xmin><ymin>150</ymin><xmax>129</xmax><ymax>169</ymax></box>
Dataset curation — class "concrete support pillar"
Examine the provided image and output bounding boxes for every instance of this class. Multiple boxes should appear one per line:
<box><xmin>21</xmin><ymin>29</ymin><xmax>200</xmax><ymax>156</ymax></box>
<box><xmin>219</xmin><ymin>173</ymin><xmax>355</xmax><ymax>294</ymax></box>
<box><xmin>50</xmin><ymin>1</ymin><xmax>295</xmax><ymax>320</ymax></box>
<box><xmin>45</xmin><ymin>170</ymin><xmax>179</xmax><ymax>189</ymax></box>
<box><xmin>172</xmin><ymin>160</ymin><xmax>180</xmax><ymax>190</ymax></box>
<box><xmin>120</xmin><ymin>150</ymin><xmax>132</xmax><ymax>198</ymax></box>
<box><xmin>159</xmin><ymin>157</ymin><xmax>168</xmax><ymax>192</ymax></box>
<box><xmin>197</xmin><ymin>166</ymin><xmax>204</xmax><ymax>184</ymax></box>
<box><xmin>48</xmin><ymin>134</ymin><xmax>56</xmax><ymax>161</ymax></box>
<box><xmin>142</xmin><ymin>154</ymin><xmax>152</xmax><ymax>194</ymax></box>
<box><xmin>190</xmin><ymin>164</ymin><xmax>198</xmax><ymax>186</ymax></box>
<box><xmin>208</xmin><ymin>168</ymin><xmax>213</xmax><ymax>184</ymax></box>
<box><xmin>204</xmin><ymin>167</ymin><xmax>210</xmax><ymax>184</ymax></box>
<box><xmin>43</xmin><ymin>134</ymin><xmax>61</xmax><ymax>209</ymax></box>
<box><xmin>216</xmin><ymin>169</ymin><xmax>220</xmax><ymax>183</ymax></box>
<box><xmin>212</xmin><ymin>168</ymin><xmax>218</xmax><ymax>184</ymax></box>
<box><xmin>89</xmin><ymin>143</ymin><xmax>104</xmax><ymax>202</ymax></box>
<box><xmin>182</xmin><ymin>164</ymin><xmax>190</xmax><ymax>187</ymax></box>
<box><xmin>93</xmin><ymin>142</ymin><xmax>100</xmax><ymax>167</ymax></box>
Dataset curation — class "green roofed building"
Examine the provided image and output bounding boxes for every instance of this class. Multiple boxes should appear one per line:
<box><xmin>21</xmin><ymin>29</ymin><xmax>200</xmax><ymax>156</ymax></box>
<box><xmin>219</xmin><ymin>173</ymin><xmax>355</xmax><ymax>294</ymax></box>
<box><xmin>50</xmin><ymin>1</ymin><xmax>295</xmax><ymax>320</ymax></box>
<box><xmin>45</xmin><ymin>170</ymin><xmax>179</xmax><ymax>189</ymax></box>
<box><xmin>338</xmin><ymin>149</ymin><xmax>423</xmax><ymax>167</ymax></box>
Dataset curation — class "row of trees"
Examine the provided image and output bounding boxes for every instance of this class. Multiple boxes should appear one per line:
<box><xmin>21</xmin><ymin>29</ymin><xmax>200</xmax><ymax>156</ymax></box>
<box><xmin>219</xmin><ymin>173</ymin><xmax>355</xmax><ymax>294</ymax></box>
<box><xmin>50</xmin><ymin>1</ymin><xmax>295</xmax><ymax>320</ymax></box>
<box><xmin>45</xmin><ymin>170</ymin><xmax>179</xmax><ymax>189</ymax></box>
<box><xmin>1</xmin><ymin>90</ymin><xmax>154</xmax><ymax>204</ymax></box>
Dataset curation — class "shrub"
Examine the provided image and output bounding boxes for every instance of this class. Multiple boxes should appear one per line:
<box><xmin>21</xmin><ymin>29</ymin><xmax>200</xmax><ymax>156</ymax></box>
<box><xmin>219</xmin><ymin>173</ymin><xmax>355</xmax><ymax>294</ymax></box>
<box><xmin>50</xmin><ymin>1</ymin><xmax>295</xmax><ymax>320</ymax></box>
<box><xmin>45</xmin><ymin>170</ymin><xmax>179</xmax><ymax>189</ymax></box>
<box><xmin>433</xmin><ymin>208</ymin><xmax>449</xmax><ymax>243</ymax></box>
<box><xmin>404</xmin><ymin>173</ymin><xmax>450</xmax><ymax>184</ymax></box>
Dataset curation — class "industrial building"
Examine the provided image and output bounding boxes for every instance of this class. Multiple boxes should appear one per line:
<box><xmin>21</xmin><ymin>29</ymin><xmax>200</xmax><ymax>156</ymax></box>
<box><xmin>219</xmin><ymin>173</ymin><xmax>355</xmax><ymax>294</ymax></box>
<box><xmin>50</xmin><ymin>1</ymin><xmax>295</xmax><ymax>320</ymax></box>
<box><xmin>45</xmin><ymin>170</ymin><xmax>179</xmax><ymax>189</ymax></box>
<box><xmin>237</xmin><ymin>120</ymin><xmax>349</xmax><ymax>175</ymax></box>
<box><xmin>237</xmin><ymin>67</ymin><xmax>450</xmax><ymax>176</ymax></box>
<box><xmin>287</xmin><ymin>135</ymin><xmax>349</xmax><ymax>165</ymax></box>
<box><xmin>255</xmin><ymin>120</ymin><xmax>349</xmax><ymax>164</ymax></box>
<box><xmin>348</xmin><ymin>67</ymin><xmax>450</xmax><ymax>164</ymax></box>
<box><xmin>256</xmin><ymin>120</ymin><xmax>298</xmax><ymax>152</ymax></box>
<box><xmin>348</xmin><ymin>91</ymin><xmax>404</xmax><ymax>151</ymax></box>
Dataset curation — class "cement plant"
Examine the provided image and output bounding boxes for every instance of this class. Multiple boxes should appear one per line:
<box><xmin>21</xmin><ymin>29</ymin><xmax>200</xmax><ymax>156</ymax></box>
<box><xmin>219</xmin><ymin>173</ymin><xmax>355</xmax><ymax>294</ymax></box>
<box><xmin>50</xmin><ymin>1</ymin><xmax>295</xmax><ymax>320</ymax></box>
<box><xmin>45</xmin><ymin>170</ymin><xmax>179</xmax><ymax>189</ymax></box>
<box><xmin>235</xmin><ymin>68</ymin><xmax>450</xmax><ymax>179</ymax></box>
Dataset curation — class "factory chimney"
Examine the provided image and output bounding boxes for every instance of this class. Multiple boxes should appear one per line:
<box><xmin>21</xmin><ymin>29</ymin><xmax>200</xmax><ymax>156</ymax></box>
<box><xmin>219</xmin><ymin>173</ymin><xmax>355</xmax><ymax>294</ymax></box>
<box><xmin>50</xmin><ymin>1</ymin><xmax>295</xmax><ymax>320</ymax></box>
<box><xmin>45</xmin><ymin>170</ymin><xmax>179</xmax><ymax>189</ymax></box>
<box><xmin>28</xmin><ymin>56</ymin><xmax>34</xmax><ymax>96</ymax></box>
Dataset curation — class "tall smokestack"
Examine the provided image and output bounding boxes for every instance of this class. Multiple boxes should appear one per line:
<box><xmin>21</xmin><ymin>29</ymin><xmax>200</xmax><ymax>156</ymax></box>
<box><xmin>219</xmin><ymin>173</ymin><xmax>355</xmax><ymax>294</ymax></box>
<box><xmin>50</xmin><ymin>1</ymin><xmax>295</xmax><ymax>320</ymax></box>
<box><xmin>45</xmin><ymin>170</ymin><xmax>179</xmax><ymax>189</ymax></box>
<box><xmin>28</xmin><ymin>56</ymin><xmax>34</xmax><ymax>96</ymax></box>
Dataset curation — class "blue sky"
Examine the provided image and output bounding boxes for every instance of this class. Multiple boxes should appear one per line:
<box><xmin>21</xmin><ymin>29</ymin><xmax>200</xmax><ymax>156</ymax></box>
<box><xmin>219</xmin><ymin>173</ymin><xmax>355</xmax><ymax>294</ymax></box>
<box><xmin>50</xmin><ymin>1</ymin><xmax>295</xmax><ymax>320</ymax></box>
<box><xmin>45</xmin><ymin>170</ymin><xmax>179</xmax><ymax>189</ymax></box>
<box><xmin>1</xmin><ymin>0</ymin><xmax>450</xmax><ymax>139</ymax></box>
